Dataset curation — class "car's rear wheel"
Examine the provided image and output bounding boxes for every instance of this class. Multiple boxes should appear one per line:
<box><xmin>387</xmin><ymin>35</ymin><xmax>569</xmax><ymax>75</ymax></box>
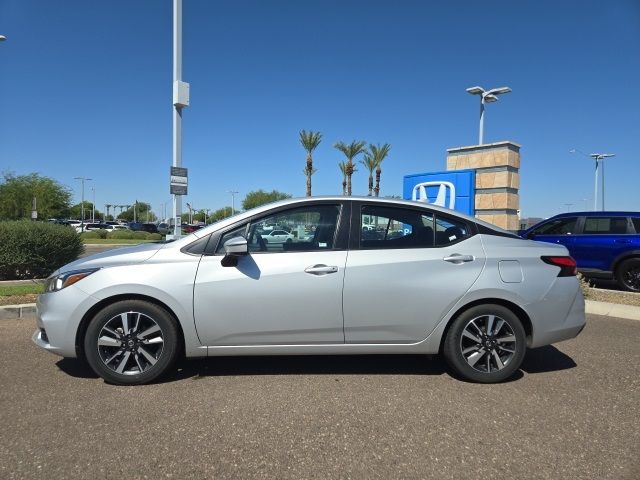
<box><xmin>443</xmin><ymin>304</ymin><xmax>526</xmax><ymax>383</ymax></box>
<box><xmin>616</xmin><ymin>258</ymin><xmax>640</xmax><ymax>292</ymax></box>
<box><xmin>84</xmin><ymin>300</ymin><xmax>180</xmax><ymax>385</ymax></box>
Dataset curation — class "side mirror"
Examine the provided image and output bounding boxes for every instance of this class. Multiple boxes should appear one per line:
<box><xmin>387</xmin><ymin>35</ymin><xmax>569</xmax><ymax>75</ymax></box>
<box><xmin>221</xmin><ymin>236</ymin><xmax>248</xmax><ymax>267</ymax></box>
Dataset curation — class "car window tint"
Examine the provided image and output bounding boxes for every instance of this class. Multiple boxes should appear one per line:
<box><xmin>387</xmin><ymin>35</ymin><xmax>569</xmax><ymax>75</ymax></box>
<box><xmin>360</xmin><ymin>206</ymin><xmax>434</xmax><ymax>249</ymax></box>
<box><xmin>583</xmin><ymin>217</ymin><xmax>628</xmax><ymax>234</ymax></box>
<box><xmin>632</xmin><ymin>218</ymin><xmax>640</xmax><ymax>233</ymax></box>
<box><xmin>215</xmin><ymin>224</ymin><xmax>248</xmax><ymax>255</ymax></box>
<box><xmin>247</xmin><ymin>204</ymin><xmax>340</xmax><ymax>253</ymax></box>
<box><xmin>435</xmin><ymin>216</ymin><xmax>471</xmax><ymax>246</ymax></box>
<box><xmin>532</xmin><ymin>217</ymin><xmax>577</xmax><ymax>235</ymax></box>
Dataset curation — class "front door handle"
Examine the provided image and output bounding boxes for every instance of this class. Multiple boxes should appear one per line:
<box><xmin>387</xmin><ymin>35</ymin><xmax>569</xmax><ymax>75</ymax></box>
<box><xmin>304</xmin><ymin>264</ymin><xmax>339</xmax><ymax>275</ymax></box>
<box><xmin>443</xmin><ymin>254</ymin><xmax>475</xmax><ymax>264</ymax></box>
<box><xmin>615</xmin><ymin>239</ymin><xmax>631</xmax><ymax>244</ymax></box>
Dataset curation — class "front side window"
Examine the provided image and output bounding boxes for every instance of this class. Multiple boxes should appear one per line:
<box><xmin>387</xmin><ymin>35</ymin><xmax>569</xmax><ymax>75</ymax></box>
<box><xmin>216</xmin><ymin>204</ymin><xmax>341</xmax><ymax>254</ymax></box>
<box><xmin>632</xmin><ymin>218</ymin><xmax>640</xmax><ymax>233</ymax></box>
<box><xmin>583</xmin><ymin>217</ymin><xmax>628</xmax><ymax>234</ymax></box>
<box><xmin>532</xmin><ymin>217</ymin><xmax>577</xmax><ymax>235</ymax></box>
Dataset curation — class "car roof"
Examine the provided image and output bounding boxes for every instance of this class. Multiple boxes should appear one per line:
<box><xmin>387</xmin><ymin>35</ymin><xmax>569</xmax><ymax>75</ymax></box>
<box><xmin>188</xmin><ymin>195</ymin><xmax>513</xmax><ymax>241</ymax></box>
<box><xmin>547</xmin><ymin>211</ymin><xmax>639</xmax><ymax>219</ymax></box>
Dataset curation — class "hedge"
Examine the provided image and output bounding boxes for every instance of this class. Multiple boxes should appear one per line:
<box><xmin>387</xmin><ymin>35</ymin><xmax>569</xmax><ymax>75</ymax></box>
<box><xmin>0</xmin><ymin>221</ymin><xmax>84</xmax><ymax>280</ymax></box>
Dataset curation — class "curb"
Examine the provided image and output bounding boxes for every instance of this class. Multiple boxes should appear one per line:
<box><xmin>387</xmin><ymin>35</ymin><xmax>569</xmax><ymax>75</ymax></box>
<box><xmin>0</xmin><ymin>303</ymin><xmax>36</xmax><ymax>320</ymax></box>
<box><xmin>584</xmin><ymin>300</ymin><xmax>640</xmax><ymax>322</ymax></box>
<box><xmin>1</xmin><ymin>300</ymin><xmax>638</xmax><ymax>322</ymax></box>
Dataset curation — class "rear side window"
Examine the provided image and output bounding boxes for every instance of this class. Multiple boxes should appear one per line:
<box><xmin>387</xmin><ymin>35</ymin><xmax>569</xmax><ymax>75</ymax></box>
<box><xmin>631</xmin><ymin>218</ymin><xmax>640</xmax><ymax>233</ymax></box>
<box><xmin>360</xmin><ymin>206</ymin><xmax>434</xmax><ymax>249</ymax></box>
<box><xmin>435</xmin><ymin>216</ymin><xmax>471</xmax><ymax>246</ymax></box>
<box><xmin>532</xmin><ymin>217</ymin><xmax>577</xmax><ymax>235</ymax></box>
<box><xmin>583</xmin><ymin>217</ymin><xmax>628</xmax><ymax>234</ymax></box>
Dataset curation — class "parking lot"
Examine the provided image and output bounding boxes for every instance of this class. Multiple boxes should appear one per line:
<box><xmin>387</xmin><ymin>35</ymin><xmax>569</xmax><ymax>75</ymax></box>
<box><xmin>1</xmin><ymin>314</ymin><xmax>638</xmax><ymax>479</ymax></box>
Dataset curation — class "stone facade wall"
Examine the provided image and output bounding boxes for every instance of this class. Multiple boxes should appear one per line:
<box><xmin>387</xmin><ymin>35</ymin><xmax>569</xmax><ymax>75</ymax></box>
<box><xmin>447</xmin><ymin>141</ymin><xmax>520</xmax><ymax>231</ymax></box>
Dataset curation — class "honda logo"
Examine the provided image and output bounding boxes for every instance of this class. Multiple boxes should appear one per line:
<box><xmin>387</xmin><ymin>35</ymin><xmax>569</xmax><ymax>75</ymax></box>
<box><xmin>411</xmin><ymin>181</ymin><xmax>456</xmax><ymax>209</ymax></box>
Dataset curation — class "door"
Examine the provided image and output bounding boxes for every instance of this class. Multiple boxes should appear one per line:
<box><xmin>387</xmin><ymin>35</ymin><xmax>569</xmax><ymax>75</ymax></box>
<box><xmin>570</xmin><ymin>216</ymin><xmax>633</xmax><ymax>271</ymax></box>
<box><xmin>526</xmin><ymin>216</ymin><xmax>579</xmax><ymax>253</ymax></box>
<box><xmin>193</xmin><ymin>203</ymin><xmax>347</xmax><ymax>346</ymax></box>
<box><xmin>343</xmin><ymin>204</ymin><xmax>486</xmax><ymax>343</ymax></box>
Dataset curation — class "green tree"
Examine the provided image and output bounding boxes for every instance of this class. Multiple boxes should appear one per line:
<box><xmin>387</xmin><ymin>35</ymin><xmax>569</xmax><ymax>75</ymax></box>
<box><xmin>69</xmin><ymin>201</ymin><xmax>103</xmax><ymax>221</ymax></box>
<box><xmin>210</xmin><ymin>206</ymin><xmax>233</xmax><ymax>222</ymax></box>
<box><xmin>369</xmin><ymin>143</ymin><xmax>391</xmax><ymax>197</ymax></box>
<box><xmin>0</xmin><ymin>172</ymin><xmax>72</xmax><ymax>220</ymax></box>
<box><xmin>299</xmin><ymin>130</ymin><xmax>322</xmax><ymax>197</ymax></box>
<box><xmin>242</xmin><ymin>190</ymin><xmax>291</xmax><ymax>210</ymax></box>
<box><xmin>334</xmin><ymin>140</ymin><xmax>366</xmax><ymax>196</ymax></box>
<box><xmin>119</xmin><ymin>202</ymin><xmax>156</xmax><ymax>222</ymax></box>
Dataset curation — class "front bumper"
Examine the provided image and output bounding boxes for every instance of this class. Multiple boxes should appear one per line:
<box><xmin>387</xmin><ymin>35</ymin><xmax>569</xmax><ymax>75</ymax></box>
<box><xmin>32</xmin><ymin>285</ymin><xmax>97</xmax><ymax>358</ymax></box>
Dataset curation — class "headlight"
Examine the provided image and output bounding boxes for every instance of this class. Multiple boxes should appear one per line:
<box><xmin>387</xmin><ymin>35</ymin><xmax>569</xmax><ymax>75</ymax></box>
<box><xmin>45</xmin><ymin>268</ymin><xmax>100</xmax><ymax>293</ymax></box>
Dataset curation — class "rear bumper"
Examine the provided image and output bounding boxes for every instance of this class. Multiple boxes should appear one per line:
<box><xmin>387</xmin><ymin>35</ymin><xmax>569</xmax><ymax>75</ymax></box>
<box><xmin>528</xmin><ymin>282</ymin><xmax>586</xmax><ymax>348</ymax></box>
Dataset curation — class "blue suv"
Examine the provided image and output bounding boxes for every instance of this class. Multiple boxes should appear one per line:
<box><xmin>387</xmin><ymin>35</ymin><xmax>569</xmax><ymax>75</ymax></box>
<box><xmin>521</xmin><ymin>212</ymin><xmax>640</xmax><ymax>292</ymax></box>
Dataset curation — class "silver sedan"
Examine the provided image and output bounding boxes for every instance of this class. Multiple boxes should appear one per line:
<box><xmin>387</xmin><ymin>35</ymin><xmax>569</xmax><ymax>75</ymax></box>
<box><xmin>33</xmin><ymin>197</ymin><xmax>585</xmax><ymax>385</ymax></box>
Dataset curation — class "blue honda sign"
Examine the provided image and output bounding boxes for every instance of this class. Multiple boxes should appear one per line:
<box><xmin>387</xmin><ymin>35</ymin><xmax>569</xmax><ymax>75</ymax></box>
<box><xmin>403</xmin><ymin>169</ymin><xmax>476</xmax><ymax>216</ymax></box>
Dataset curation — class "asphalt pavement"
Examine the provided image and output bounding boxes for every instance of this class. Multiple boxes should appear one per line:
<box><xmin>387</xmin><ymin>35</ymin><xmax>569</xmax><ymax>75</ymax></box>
<box><xmin>0</xmin><ymin>314</ymin><xmax>638</xmax><ymax>479</ymax></box>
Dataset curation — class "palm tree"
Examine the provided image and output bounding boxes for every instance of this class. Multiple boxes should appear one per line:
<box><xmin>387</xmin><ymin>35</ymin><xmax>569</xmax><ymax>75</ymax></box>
<box><xmin>338</xmin><ymin>162</ymin><xmax>347</xmax><ymax>196</ymax></box>
<box><xmin>299</xmin><ymin>130</ymin><xmax>322</xmax><ymax>197</ymax></box>
<box><xmin>360</xmin><ymin>154</ymin><xmax>377</xmax><ymax>196</ymax></box>
<box><xmin>334</xmin><ymin>140</ymin><xmax>366</xmax><ymax>196</ymax></box>
<box><xmin>369</xmin><ymin>143</ymin><xmax>391</xmax><ymax>197</ymax></box>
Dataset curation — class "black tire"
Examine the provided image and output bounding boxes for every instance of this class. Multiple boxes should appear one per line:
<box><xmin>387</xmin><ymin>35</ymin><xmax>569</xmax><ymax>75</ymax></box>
<box><xmin>616</xmin><ymin>258</ymin><xmax>640</xmax><ymax>292</ymax></box>
<box><xmin>443</xmin><ymin>304</ymin><xmax>526</xmax><ymax>383</ymax></box>
<box><xmin>84</xmin><ymin>300</ymin><xmax>180</xmax><ymax>385</ymax></box>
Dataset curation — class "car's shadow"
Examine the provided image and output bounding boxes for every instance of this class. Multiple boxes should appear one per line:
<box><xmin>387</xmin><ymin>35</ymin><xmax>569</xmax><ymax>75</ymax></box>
<box><xmin>56</xmin><ymin>345</ymin><xmax>576</xmax><ymax>384</ymax></box>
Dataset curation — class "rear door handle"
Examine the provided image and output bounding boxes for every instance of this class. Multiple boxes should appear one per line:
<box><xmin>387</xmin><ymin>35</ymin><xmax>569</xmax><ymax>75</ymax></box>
<box><xmin>614</xmin><ymin>239</ymin><xmax>631</xmax><ymax>244</ymax></box>
<box><xmin>443</xmin><ymin>254</ymin><xmax>475</xmax><ymax>264</ymax></box>
<box><xmin>304</xmin><ymin>264</ymin><xmax>339</xmax><ymax>275</ymax></box>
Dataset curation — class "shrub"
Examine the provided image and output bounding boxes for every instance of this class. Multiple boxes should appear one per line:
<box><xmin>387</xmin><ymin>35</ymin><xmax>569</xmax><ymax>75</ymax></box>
<box><xmin>95</xmin><ymin>229</ymin><xmax>108</xmax><ymax>239</ymax></box>
<box><xmin>148</xmin><ymin>233</ymin><xmax>163</xmax><ymax>241</ymax></box>
<box><xmin>107</xmin><ymin>230</ymin><xmax>135</xmax><ymax>240</ymax></box>
<box><xmin>577</xmin><ymin>273</ymin><xmax>592</xmax><ymax>299</ymax></box>
<box><xmin>132</xmin><ymin>231</ymin><xmax>149</xmax><ymax>240</ymax></box>
<box><xmin>80</xmin><ymin>231</ymin><xmax>100</xmax><ymax>239</ymax></box>
<box><xmin>0</xmin><ymin>221</ymin><xmax>84</xmax><ymax>280</ymax></box>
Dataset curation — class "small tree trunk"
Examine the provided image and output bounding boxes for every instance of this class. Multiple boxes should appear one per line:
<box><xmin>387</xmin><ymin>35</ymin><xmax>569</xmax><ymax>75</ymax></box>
<box><xmin>374</xmin><ymin>167</ymin><xmax>382</xmax><ymax>197</ymax></box>
<box><xmin>347</xmin><ymin>160</ymin><xmax>353</xmax><ymax>196</ymax></box>
<box><xmin>305</xmin><ymin>154</ymin><xmax>313</xmax><ymax>197</ymax></box>
<box><xmin>368</xmin><ymin>173</ymin><xmax>373</xmax><ymax>196</ymax></box>
<box><xmin>342</xmin><ymin>179</ymin><xmax>347</xmax><ymax>196</ymax></box>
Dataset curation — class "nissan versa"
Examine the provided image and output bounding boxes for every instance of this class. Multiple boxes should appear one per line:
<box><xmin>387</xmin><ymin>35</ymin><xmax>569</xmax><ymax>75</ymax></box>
<box><xmin>33</xmin><ymin>197</ymin><xmax>586</xmax><ymax>385</ymax></box>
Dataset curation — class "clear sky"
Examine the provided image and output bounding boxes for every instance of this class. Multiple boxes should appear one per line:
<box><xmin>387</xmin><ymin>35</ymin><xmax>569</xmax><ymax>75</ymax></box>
<box><xmin>1</xmin><ymin>0</ymin><xmax>639</xmax><ymax>219</ymax></box>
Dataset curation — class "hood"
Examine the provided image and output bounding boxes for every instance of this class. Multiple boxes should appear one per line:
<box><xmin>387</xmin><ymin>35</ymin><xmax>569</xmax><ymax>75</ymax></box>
<box><xmin>58</xmin><ymin>242</ymin><xmax>165</xmax><ymax>274</ymax></box>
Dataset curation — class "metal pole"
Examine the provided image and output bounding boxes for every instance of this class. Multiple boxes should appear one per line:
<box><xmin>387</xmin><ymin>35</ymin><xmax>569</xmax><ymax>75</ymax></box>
<box><xmin>228</xmin><ymin>191</ymin><xmax>238</xmax><ymax>215</ymax></box>
<box><xmin>479</xmin><ymin>97</ymin><xmax>485</xmax><ymax>145</ymax></box>
<box><xmin>593</xmin><ymin>159</ymin><xmax>598</xmax><ymax>211</ymax></box>
<box><xmin>172</xmin><ymin>0</ymin><xmax>183</xmax><ymax>237</ymax></box>
<box><xmin>92</xmin><ymin>187</ymin><xmax>95</xmax><ymax>222</ymax></box>
<box><xmin>601</xmin><ymin>158</ymin><xmax>605</xmax><ymax>211</ymax></box>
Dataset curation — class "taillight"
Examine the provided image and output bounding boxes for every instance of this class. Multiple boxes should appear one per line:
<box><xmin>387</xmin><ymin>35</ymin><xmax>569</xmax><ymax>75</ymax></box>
<box><xmin>541</xmin><ymin>256</ymin><xmax>578</xmax><ymax>277</ymax></box>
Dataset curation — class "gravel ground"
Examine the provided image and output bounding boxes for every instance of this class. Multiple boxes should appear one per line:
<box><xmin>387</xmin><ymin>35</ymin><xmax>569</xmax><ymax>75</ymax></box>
<box><xmin>588</xmin><ymin>288</ymin><xmax>640</xmax><ymax>307</ymax></box>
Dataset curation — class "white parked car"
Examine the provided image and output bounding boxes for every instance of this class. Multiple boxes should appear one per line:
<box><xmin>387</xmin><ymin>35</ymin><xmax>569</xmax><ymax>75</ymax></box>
<box><xmin>261</xmin><ymin>229</ymin><xmax>294</xmax><ymax>243</ymax></box>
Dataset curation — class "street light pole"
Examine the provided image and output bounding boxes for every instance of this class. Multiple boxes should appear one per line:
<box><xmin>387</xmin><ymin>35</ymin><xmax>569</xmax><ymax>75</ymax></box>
<box><xmin>228</xmin><ymin>191</ymin><xmax>238</xmax><ymax>216</ymax></box>
<box><xmin>91</xmin><ymin>187</ymin><xmax>95</xmax><ymax>222</ymax></box>
<box><xmin>570</xmin><ymin>149</ymin><xmax>615</xmax><ymax>211</ymax></box>
<box><xmin>466</xmin><ymin>86</ymin><xmax>512</xmax><ymax>145</ymax></box>
<box><xmin>74</xmin><ymin>177</ymin><xmax>92</xmax><ymax>230</ymax></box>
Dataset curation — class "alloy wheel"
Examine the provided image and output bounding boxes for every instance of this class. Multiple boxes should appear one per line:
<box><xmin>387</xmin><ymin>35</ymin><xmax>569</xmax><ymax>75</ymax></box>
<box><xmin>459</xmin><ymin>314</ymin><xmax>517</xmax><ymax>373</ymax></box>
<box><xmin>97</xmin><ymin>311</ymin><xmax>165</xmax><ymax>375</ymax></box>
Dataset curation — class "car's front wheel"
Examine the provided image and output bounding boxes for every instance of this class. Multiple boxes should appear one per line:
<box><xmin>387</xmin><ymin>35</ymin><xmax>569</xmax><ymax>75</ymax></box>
<box><xmin>443</xmin><ymin>304</ymin><xmax>526</xmax><ymax>383</ymax></box>
<box><xmin>84</xmin><ymin>300</ymin><xmax>180</xmax><ymax>385</ymax></box>
<box><xmin>616</xmin><ymin>258</ymin><xmax>640</xmax><ymax>292</ymax></box>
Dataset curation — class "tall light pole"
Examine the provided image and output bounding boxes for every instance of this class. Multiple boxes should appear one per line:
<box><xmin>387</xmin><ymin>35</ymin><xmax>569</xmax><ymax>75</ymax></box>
<box><xmin>74</xmin><ymin>177</ymin><xmax>92</xmax><ymax>230</ymax></box>
<box><xmin>564</xmin><ymin>203</ymin><xmax>573</xmax><ymax>212</ymax></box>
<box><xmin>91</xmin><ymin>187</ymin><xmax>96</xmax><ymax>222</ymax></box>
<box><xmin>466</xmin><ymin>86</ymin><xmax>511</xmax><ymax>145</ymax></box>
<box><xmin>171</xmin><ymin>0</ymin><xmax>190</xmax><ymax>238</ymax></box>
<box><xmin>228</xmin><ymin>191</ymin><xmax>238</xmax><ymax>216</ymax></box>
<box><xmin>570</xmin><ymin>149</ymin><xmax>615</xmax><ymax>211</ymax></box>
